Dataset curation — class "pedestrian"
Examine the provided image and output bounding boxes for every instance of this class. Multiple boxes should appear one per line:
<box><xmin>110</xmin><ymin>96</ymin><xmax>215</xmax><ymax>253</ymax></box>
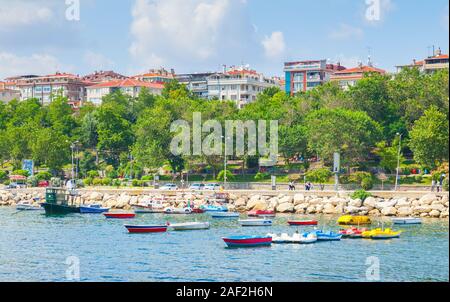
<box><xmin>431</xmin><ymin>179</ymin><xmax>436</xmax><ymax>192</ymax></box>
<box><xmin>439</xmin><ymin>173</ymin><xmax>446</xmax><ymax>192</ymax></box>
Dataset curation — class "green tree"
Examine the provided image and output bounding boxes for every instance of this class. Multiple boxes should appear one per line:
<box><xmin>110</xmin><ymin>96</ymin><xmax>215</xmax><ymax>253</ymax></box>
<box><xmin>409</xmin><ymin>106</ymin><xmax>449</xmax><ymax>168</ymax></box>
<box><xmin>374</xmin><ymin>139</ymin><xmax>405</xmax><ymax>173</ymax></box>
<box><xmin>305</xmin><ymin>168</ymin><xmax>332</xmax><ymax>190</ymax></box>
<box><xmin>31</xmin><ymin>128</ymin><xmax>70</xmax><ymax>173</ymax></box>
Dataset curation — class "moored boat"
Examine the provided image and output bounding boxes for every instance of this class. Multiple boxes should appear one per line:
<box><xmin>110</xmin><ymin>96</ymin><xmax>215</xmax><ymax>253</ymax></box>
<box><xmin>288</xmin><ymin>220</ymin><xmax>318</xmax><ymax>226</ymax></box>
<box><xmin>164</xmin><ymin>207</ymin><xmax>193</xmax><ymax>215</ymax></box>
<box><xmin>338</xmin><ymin>215</ymin><xmax>372</xmax><ymax>226</ymax></box>
<box><xmin>80</xmin><ymin>204</ymin><xmax>110</xmax><ymax>214</ymax></box>
<box><xmin>191</xmin><ymin>208</ymin><xmax>206</xmax><ymax>214</ymax></box>
<box><xmin>168</xmin><ymin>222</ymin><xmax>210</xmax><ymax>231</ymax></box>
<box><xmin>200</xmin><ymin>205</ymin><xmax>228</xmax><ymax>212</ymax></box>
<box><xmin>104</xmin><ymin>213</ymin><xmax>136</xmax><ymax>219</ymax></box>
<box><xmin>16</xmin><ymin>201</ymin><xmax>43</xmax><ymax>211</ymax></box>
<box><xmin>239</xmin><ymin>219</ymin><xmax>272</xmax><ymax>227</ymax></box>
<box><xmin>248</xmin><ymin>210</ymin><xmax>276</xmax><ymax>217</ymax></box>
<box><xmin>125</xmin><ymin>224</ymin><xmax>168</xmax><ymax>233</ymax></box>
<box><xmin>211</xmin><ymin>212</ymin><xmax>240</xmax><ymax>218</ymax></box>
<box><xmin>392</xmin><ymin>217</ymin><xmax>422</xmax><ymax>225</ymax></box>
<box><xmin>314</xmin><ymin>231</ymin><xmax>342</xmax><ymax>241</ymax></box>
<box><xmin>222</xmin><ymin>235</ymin><xmax>272</xmax><ymax>248</ymax></box>
<box><xmin>339</xmin><ymin>227</ymin><xmax>368</xmax><ymax>239</ymax></box>
<box><xmin>41</xmin><ymin>188</ymin><xmax>80</xmax><ymax>215</ymax></box>
<box><xmin>362</xmin><ymin>228</ymin><xmax>402</xmax><ymax>240</ymax></box>
<box><xmin>132</xmin><ymin>204</ymin><xmax>165</xmax><ymax>214</ymax></box>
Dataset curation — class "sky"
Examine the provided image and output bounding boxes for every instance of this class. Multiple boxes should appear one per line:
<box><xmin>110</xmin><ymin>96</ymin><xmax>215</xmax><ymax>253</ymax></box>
<box><xmin>0</xmin><ymin>0</ymin><xmax>448</xmax><ymax>79</ymax></box>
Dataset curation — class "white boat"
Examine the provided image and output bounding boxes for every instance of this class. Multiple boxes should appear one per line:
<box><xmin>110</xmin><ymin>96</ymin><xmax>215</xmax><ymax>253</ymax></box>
<box><xmin>392</xmin><ymin>217</ymin><xmax>422</xmax><ymax>225</ymax></box>
<box><xmin>211</xmin><ymin>212</ymin><xmax>240</xmax><ymax>218</ymax></box>
<box><xmin>168</xmin><ymin>222</ymin><xmax>210</xmax><ymax>231</ymax></box>
<box><xmin>239</xmin><ymin>219</ymin><xmax>272</xmax><ymax>227</ymax></box>
<box><xmin>16</xmin><ymin>202</ymin><xmax>43</xmax><ymax>211</ymax></box>
<box><xmin>164</xmin><ymin>207</ymin><xmax>193</xmax><ymax>215</ymax></box>
<box><xmin>268</xmin><ymin>232</ymin><xmax>318</xmax><ymax>244</ymax></box>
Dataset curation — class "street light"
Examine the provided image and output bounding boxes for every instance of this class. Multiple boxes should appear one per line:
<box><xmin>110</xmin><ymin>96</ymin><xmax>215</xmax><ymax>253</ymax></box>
<box><xmin>395</xmin><ymin>133</ymin><xmax>403</xmax><ymax>191</ymax></box>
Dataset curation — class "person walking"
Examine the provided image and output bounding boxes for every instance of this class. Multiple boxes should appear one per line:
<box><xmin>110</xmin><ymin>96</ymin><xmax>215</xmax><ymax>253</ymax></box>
<box><xmin>431</xmin><ymin>179</ymin><xmax>436</xmax><ymax>192</ymax></box>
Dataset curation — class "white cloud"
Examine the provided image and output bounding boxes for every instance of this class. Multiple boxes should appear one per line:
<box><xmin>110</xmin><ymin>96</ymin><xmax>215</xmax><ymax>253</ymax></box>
<box><xmin>0</xmin><ymin>0</ymin><xmax>54</xmax><ymax>30</ymax></box>
<box><xmin>262</xmin><ymin>31</ymin><xmax>286</xmax><ymax>58</ymax></box>
<box><xmin>0</xmin><ymin>52</ymin><xmax>69</xmax><ymax>79</ymax></box>
<box><xmin>329</xmin><ymin>24</ymin><xmax>364</xmax><ymax>40</ymax></box>
<box><xmin>84</xmin><ymin>51</ymin><xmax>115</xmax><ymax>71</ymax></box>
<box><xmin>129</xmin><ymin>0</ymin><xmax>256</xmax><ymax>71</ymax></box>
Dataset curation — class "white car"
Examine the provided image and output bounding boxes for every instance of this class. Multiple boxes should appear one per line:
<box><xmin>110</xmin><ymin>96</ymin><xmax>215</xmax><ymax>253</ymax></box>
<box><xmin>204</xmin><ymin>183</ymin><xmax>222</xmax><ymax>191</ymax></box>
<box><xmin>189</xmin><ymin>183</ymin><xmax>205</xmax><ymax>191</ymax></box>
<box><xmin>160</xmin><ymin>183</ymin><xmax>178</xmax><ymax>191</ymax></box>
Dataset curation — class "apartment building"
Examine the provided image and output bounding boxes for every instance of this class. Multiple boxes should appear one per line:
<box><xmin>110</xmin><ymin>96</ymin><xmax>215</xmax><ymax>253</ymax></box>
<box><xmin>0</xmin><ymin>89</ymin><xmax>21</xmax><ymax>103</ymax></box>
<box><xmin>176</xmin><ymin>72</ymin><xmax>214</xmax><ymax>99</ymax></box>
<box><xmin>82</xmin><ymin>70</ymin><xmax>128</xmax><ymax>83</ymax></box>
<box><xmin>330</xmin><ymin>64</ymin><xmax>386</xmax><ymax>90</ymax></box>
<box><xmin>132</xmin><ymin>68</ymin><xmax>176</xmax><ymax>83</ymax></box>
<box><xmin>396</xmin><ymin>48</ymin><xmax>449</xmax><ymax>74</ymax></box>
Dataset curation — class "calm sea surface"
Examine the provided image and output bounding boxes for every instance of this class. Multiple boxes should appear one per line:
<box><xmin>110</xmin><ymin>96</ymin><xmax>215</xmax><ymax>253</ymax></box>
<box><xmin>0</xmin><ymin>208</ymin><xmax>448</xmax><ymax>282</ymax></box>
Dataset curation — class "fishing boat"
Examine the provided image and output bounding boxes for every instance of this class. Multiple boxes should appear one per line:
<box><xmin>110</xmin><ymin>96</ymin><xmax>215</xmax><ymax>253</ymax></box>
<box><xmin>392</xmin><ymin>217</ymin><xmax>422</xmax><ymax>225</ymax></box>
<box><xmin>248</xmin><ymin>210</ymin><xmax>276</xmax><ymax>217</ymax></box>
<box><xmin>288</xmin><ymin>220</ymin><xmax>318</xmax><ymax>226</ymax></box>
<box><xmin>239</xmin><ymin>219</ymin><xmax>272</xmax><ymax>227</ymax></box>
<box><xmin>16</xmin><ymin>201</ymin><xmax>43</xmax><ymax>211</ymax></box>
<box><xmin>211</xmin><ymin>212</ymin><xmax>240</xmax><ymax>218</ymax></box>
<box><xmin>338</xmin><ymin>215</ymin><xmax>372</xmax><ymax>226</ymax></box>
<box><xmin>80</xmin><ymin>204</ymin><xmax>110</xmax><ymax>214</ymax></box>
<box><xmin>41</xmin><ymin>188</ymin><xmax>80</xmax><ymax>215</ymax></box>
<box><xmin>362</xmin><ymin>228</ymin><xmax>402</xmax><ymax>240</ymax></box>
<box><xmin>163</xmin><ymin>207</ymin><xmax>193</xmax><ymax>215</ymax></box>
<box><xmin>200</xmin><ymin>205</ymin><xmax>228</xmax><ymax>212</ymax></box>
<box><xmin>104</xmin><ymin>213</ymin><xmax>136</xmax><ymax>219</ymax></box>
<box><xmin>339</xmin><ymin>227</ymin><xmax>368</xmax><ymax>239</ymax></box>
<box><xmin>222</xmin><ymin>235</ymin><xmax>272</xmax><ymax>248</ymax></box>
<box><xmin>314</xmin><ymin>231</ymin><xmax>342</xmax><ymax>241</ymax></box>
<box><xmin>124</xmin><ymin>224</ymin><xmax>168</xmax><ymax>233</ymax></box>
<box><xmin>167</xmin><ymin>222</ymin><xmax>210</xmax><ymax>231</ymax></box>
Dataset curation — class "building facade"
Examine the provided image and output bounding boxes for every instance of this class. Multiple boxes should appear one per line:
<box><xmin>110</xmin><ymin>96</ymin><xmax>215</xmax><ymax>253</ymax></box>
<box><xmin>207</xmin><ymin>66</ymin><xmax>278</xmax><ymax>108</ymax></box>
<box><xmin>86</xmin><ymin>78</ymin><xmax>164</xmax><ymax>105</ymax></box>
<box><xmin>330</xmin><ymin>64</ymin><xmax>386</xmax><ymax>90</ymax></box>
<box><xmin>396</xmin><ymin>48</ymin><xmax>449</xmax><ymax>74</ymax></box>
<box><xmin>132</xmin><ymin>68</ymin><xmax>176</xmax><ymax>84</ymax></box>
<box><xmin>284</xmin><ymin>60</ymin><xmax>345</xmax><ymax>95</ymax></box>
<box><xmin>0</xmin><ymin>89</ymin><xmax>21</xmax><ymax>103</ymax></box>
<box><xmin>176</xmin><ymin>73</ymin><xmax>214</xmax><ymax>99</ymax></box>
<box><xmin>82</xmin><ymin>70</ymin><xmax>128</xmax><ymax>83</ymax></box>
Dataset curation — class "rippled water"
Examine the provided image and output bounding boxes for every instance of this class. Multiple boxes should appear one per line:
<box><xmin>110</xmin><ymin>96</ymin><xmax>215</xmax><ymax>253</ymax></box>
<box><xmin>0</xmin><ymin>208</ymin><xmax>448</xmax><ymax>282</ymax></box>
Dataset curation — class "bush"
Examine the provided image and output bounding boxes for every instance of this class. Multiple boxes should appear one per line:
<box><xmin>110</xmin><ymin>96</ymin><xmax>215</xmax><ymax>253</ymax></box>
<box><xmin>349</xmin><ymin>171</ymin><xmax>374</xmax><ymax>190</ymax></box>
<box><xmin>112</xmin><ymin>179</ymin><xmax>121</xmax><ymax>187</ymax></box>
<box><xmin>414</xmin><ymin>175</ymin><xmax>423</xmax><ymax>183</ymax></box>
<box><xmin>361</xmin><ymin>178</ymin><xmax>374</xmax><ymax>190</ymax></box>
<box><xmin>102</xmin><ymin>178</ymin><xmax>112</xmax><ymax>186</ymax></box>
<box><xmin>351</xmin><ymin>189</ymin><xmax>372</xmax><ymax>201</ymax></box>
<box><xmin>217</xmin><ymin>170</ymin><xmax>235</xmax><ymax>182</ymax></box>
<box><xmin>12</xmin><ymin>169</ymin><xmax>30</xmax><ymax>177</ymax></box>
<box><xmin>105</xmin><ymin>165</ymin><xmax>118</xmax><ymax>179</ymax></box>
<box><xmin>0</xmin><ymin>170</ymin><xmax>8</xmax><ymax>183</ymax></box>
<box><xmin>305</xmin><ymin>168</ymin><xmax>332</xmax><ymax>190</ymax></box>
<box><xmin>87</xmin><ymin>170</ymin><xmax>100</xmax><ymax>178</ymax></box>
<box><xmin>92</xmin><ymin>178</ymin><xmax>103</xmax><ymax>186</ymax></box>
<box><xmin>254</xmin><ymin>172</ymin><xmax>271</xmax><ymax>181</ymax></box>
<box><xmin>50</xmin><ymin>177</ymin><xmax>62</xmax><ymax>187</ymax></box>
<box><xmin>141</xmin><ymin>175</ymin><xmax>153</xmax><ymax>181</ymax></box>
<box><xmin>35</xmin><ymin>171</ymin><xmax>52</xmax><ymax>181</ymax></box>
<box><xmin>83</xmin><ymin>177</ymin><xmax>93</xmax><ymax>186</ymax></box>
<box><xmin>27</xmin><ymin>176</ymin><xmax>38</xmax><ymax>187</ymax></box>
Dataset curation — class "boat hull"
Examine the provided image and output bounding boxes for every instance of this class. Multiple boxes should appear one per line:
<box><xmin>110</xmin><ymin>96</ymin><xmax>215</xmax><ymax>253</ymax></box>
<box><xmin>16</xmin><ymin>204</ymin><xmax>43</xmax><ymax>211</ymax></box>
<box><xmin>125</xmin><ymin>225</ymin><xmax>167</xmax><ymax>233</ymax></box>
<box><xmin>169</xmin><ymin>222</ymin><xmax>210</xmax><ymax>231</ymax></box>
<box><xmin>104</xmin><ymin>213</ymin><xmax>136</xmax><ymax>219</ymax></box>
<box><xmin>239</xmin><ymin>219</ymin><xmax>272</xmax><ymax>227</ymax></box>
<box><xmin>41</xmin><ymin>203</ymin><xmax>80</xmax><ymax>215</ymax></box>
<box><xmin>223</xmin><ymin>236</ymin><xmax>272</xmax><ymax>248</ymax></box>
<box><xmin>248</xmin><ymin>210</ymin><xmax>276</xmax><ymax>217</ymax></box>
<box><xmin>288</xmin><ymin>220</ymin><xmax>318</xmax><ymax>226</ymax></box>
<box><xmin>132</xmin><ymin>205</ymin><xmax>164</xmax><ymax>214</ymax></box>
<box><xmin>392</xmin><ymin>218</ymin><xmax>422</xmax><ymax>225</ymax></box>
<box><xmin>211</xmin><ymin>212</ymin><xmax>240</xmax><ymax>218</ymax></box>
<box><xmin>80</xmin><ymin>206</ymin><xmax>109</xmax><ymax>214</ymax></box>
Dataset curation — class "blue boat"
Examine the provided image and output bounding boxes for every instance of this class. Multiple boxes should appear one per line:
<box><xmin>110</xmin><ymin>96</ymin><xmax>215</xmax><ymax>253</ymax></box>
<box><xmin>314</xmin><ymin>231</ymin><xmax>342</xmax><ymax>241</ymax></box>
<box><xmin>222</xmin><ymin>235</ymin><xmax>272</xmax><ymax>248</ymax></box>
<box><xmin>201</xmin><ymin>205</ymin><xmax>228</xmax><ymax>212</ymax></box>
<box><xmin>80</xmin><ymin>204</ymin><xmax>110</xmax><ymax>214</ymax></box>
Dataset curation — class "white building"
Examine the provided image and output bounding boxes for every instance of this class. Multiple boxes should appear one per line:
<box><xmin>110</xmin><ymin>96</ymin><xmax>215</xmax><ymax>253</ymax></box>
<box><xmin>207</xmin><ymin>66</ymin><xmax>279</xmax><ymax>108</ymax></box>
<box><xmin>86</xmin><ymin>78</ymin><xmax>164</xmax><ymax>106</ymax></box>
<box><xmin>0</xmin><ymin>89</ymin><xmax>21</xmax><ymax>103</ymax></box>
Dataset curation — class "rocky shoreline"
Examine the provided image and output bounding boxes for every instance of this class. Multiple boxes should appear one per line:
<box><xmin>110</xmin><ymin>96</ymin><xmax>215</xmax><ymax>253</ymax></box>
<box><xmin>1</xmin><ymin>189</ymin><xmax>449</xmax><ymax>219</ymax></box>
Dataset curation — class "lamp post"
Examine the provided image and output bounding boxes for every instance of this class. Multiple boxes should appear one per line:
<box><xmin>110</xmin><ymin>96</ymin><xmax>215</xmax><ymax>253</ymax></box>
<box><xmin>395</xmin><ymin>133</ymin><xmax>403</xmax><ymax>191</ymax></box>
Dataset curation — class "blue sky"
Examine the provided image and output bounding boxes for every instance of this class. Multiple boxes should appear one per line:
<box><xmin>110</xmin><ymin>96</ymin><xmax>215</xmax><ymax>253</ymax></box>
<box><xmin>0</xmin><ymin>0</ymin><xmax>448</xmax><ymax>79</ymax></box>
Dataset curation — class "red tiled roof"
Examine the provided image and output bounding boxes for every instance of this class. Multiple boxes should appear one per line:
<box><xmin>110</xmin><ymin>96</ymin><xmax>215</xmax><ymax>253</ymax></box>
<box><xmin>333</xmin><ymin>65</ymin><xmax>386</xmax><ymax>75</ymax></box>
<box><xmin>226</xmin><ymin>69</ymin><xmax>259</xmax><ymax>76</ymax></box>
<box><xmin>88</xmin><ymin>78</ymin><xmax>164</xmax><ymax>89</ymax></box>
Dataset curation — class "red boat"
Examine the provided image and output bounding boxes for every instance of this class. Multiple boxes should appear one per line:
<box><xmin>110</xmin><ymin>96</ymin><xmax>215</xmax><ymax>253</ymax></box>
<box><xmin>222</xmin><ymin>236</ymin><xmax>272</xmax><ymax>248</ymax></box>
<box><xmin>248</xmin><ymin>210</ymin><xmax>276</xmax><ymax>217</ymax></box>
<box><xmin>339</xmin><ymin>227</ymin><xmax>367</xmax><ymax>238</ymax></box>
<box><xmin>288</xmin><ymin>220</ymin><xmax>318</xmax><ymax>226</ymax></box>
<box><xmin>104</xmin><ymin>213</ymin><xmax>136</xmax><ymax>219</ymax></box>
<box><xmin>125</xmin><ymin>225</ymin><xmax>167</xmax><ymax>233</ymax></box>
<box><xmin>192</xmin><ymin>208</ymin><xmax>205</xmax><ymax>214</ymax></box>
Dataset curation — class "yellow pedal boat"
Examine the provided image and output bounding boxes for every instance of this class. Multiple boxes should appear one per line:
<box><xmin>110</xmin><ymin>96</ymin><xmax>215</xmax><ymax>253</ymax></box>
<box><xmin>362</xmin><ymin>228</ymin><xmax>402</xmax><ymax>239</ymax></box>
<box><xmin>338</xmin><ymin>215</ymin><xmax>372</xmax><ymax>226</ymax></box>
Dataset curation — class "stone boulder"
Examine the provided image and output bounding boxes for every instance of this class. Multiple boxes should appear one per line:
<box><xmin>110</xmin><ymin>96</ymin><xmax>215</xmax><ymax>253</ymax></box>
<box><xmin>323</xmin><ymin>203</ymin><xmax>336</xmax><ymax>214</ymax></box>
<box><xmin>381</xmin><ymin>206</ymin><xmax>398</xmax><ymax>216</ymax></box>
<box><xmin>345</xmin><ymin>206</ymin><xmax>361</xmax><ymax>214</ymax></box>
<box><xmin>397</xmin><ymin>207</ymin><xmax>413</xmax><ymax>217</ymax></box>
<box><xmin>89</xmin><ymin>192</ymin><xmax>103</xmax><ymax>202</ymax></box>
<box><xmin>276</xmin><ymin>203</ymin><xmax>294</xmax><ymax>213</ymax></box>
<box><xmin>429</xmin><ymin>210</ymin><xmax>441</xmax><ymax>218</ymax></box>
<box><xmin>293</xmin><ymin>194</ymin><xmax>305</xmax><ymax>205</ymax></box>
<box><xmin>348</xmin><ymin>198</ymin><xmax>362</xmax><ymax>208</ymax></box>
<box><xmin>419</xmin><ymin>194</ymin><xmax>438</xmax><ymax>205</ymax></box>
<box><xmin>278</xmin><ymin>196</ymin><xmax>293</xmax><ymax>205</ymax></box>
<box><xmin>363</xmin><ymin>197</ymin><xmax>377</xmax><ymax>209</ymax></box>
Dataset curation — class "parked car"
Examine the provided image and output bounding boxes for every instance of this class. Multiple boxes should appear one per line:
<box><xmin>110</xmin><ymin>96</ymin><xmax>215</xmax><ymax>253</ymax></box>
<box><xmin>160</xmin><ymin>183</ymin><xmax>178</xmax><ymax>191</ymax></box>
<box><xmin>38</xmin><ymin>181</ymin><xmax>50</xmax><ymax>188</ymax></box>
<box><xmin>204</xmin><ymin>183</ymin><xmax>222</xmax><ymax>191</ymax></box>
<box><xmin>189</xmin><ymin>183</ymin><xmax>205</xmax><ymax>191</ymax></box>
<box><xmin>5</xmin><ymin>182</ymin><xmax>26</xmax><ymax>189</ymax></box>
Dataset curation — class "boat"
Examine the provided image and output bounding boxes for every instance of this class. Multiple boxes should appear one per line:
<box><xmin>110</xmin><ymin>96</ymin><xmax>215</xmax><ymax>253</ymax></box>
<box><xmin>164</xmin><ymin>207</ymin><xmax>193</xmax><ymax>215</ymax></box>
<box><xmin>222</xmin><ymin>236</ymin><xmax>272</xmax><ymax>248</ymax></box>
<box><xmin>211</xmin><ymin>212</ymin><xmax>240</xmax><ymax>218</ymax></box>
<box><xmin>338</xmin><ymin>215</ymin><xmax>372</xmax><ymax>226</ymax></box>
<box><xmin>104</xmin><ymin>213</ymin><xmax>136</xmax><ymax>219</ymax></box>
<box><xmin>167</xmin><ymin>222</ymin><xmax>210</xmax><ymax>231</ymax></box>
<box><xmin>314</xmin><ymin>231</ymin><xmax>342</xmax><ymax>241</ymax></box>
<box><xmin>124</xmin><ymin>225</ymin><xmax>168</xmax><ymax>233</ymax></box>
<box><xmin>248</xmin><ymin>210</ymin><xmax>276</xmax><ymax>217</ymax></box>
<box><xmin>297</xmin><ymin>232</ymin><xmax>318</xmax><ymax>244</ymax></box>
<box><xmin>268</xmin><ymin>233</ymin><xmax>289</xmax><ymax>244</ymax></box>
<box><xmin>288</xmin><ymin>220</ymin><xmax>318</xmax><ymax>226</ymax></box>
<box><xmin>267</xmin><ymin>233</ymin><xmax>317</xmax><ymax>244</ymax></box>
<box><xmin>362</xmin><ymin>228</ymin><xmax>402</xmax><ymax>240</ymax></box>
<box><xmin>16</xmin><ymin>201</ymin><xmax>43</xmax><ymax>211</ymax></box>
<box><xmin>392</xmin><ymin>217</ymin><xmax>422</xmax><ymax>225</ymax></box>
<box><xmin>339</xmin><ymin>227</ymin><xmax>368</xmax><ymax>238</ymax></box>
<box><xmin>239</xmin><ymin>219</ymin><xmax>272</xmax><ymax>227</ymax></box>
<box><xmin>191</xmin><ymin>208</ymin><xmax>206</xmax><ymax>214</ymax></box>
<box><xmin>200</xmin><ymin>205</ymin><xmax>228</xmax><ymax>212</ymax></box>
<box><xmin>132</xmin><ymin>204</ymin><xmax>165</xmax><ymax>214</ymax></box>
<box><xmin>80</xmin><ymin>204</ymin><xmax>110</xmax><ymax>214</ymax></box>
<box><xmin>41</xmin><ymin>188</ymin><xmax>80</xmax><ymax>215</ymax></box>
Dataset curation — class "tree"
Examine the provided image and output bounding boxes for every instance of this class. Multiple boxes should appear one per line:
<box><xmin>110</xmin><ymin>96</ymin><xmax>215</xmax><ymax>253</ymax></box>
<box><xmin>374</xmin><ymin>139</ymin><xmax>405</xmax><ymax>173</ymax></box>
<box><xmin>279</xmin><ymin>124</ymin><xmax>308</xmax><ymax>165</ymax></box>
<box><xmin>409</xmin><ymin>106</ymin><xmax>449</xmax><ymax>168</ymax></box>
<box><xmin>305</xmin><ymin>108</ymin><xmax>383</xmax><ymax>165</ymax></box>
<box><xmin>31</xmin><ymin>128</ymin><xmax>70</xmax><ymax>174</ymax></box>
<box><xmin>46</xmin><ymin>95</ymin><xmax>77</xmax><ymax>136</ymax></box>
<box><xmin>305</xmin><ymin>168</ymin><xmax>332</xmax><ymax>190</ymax></box>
